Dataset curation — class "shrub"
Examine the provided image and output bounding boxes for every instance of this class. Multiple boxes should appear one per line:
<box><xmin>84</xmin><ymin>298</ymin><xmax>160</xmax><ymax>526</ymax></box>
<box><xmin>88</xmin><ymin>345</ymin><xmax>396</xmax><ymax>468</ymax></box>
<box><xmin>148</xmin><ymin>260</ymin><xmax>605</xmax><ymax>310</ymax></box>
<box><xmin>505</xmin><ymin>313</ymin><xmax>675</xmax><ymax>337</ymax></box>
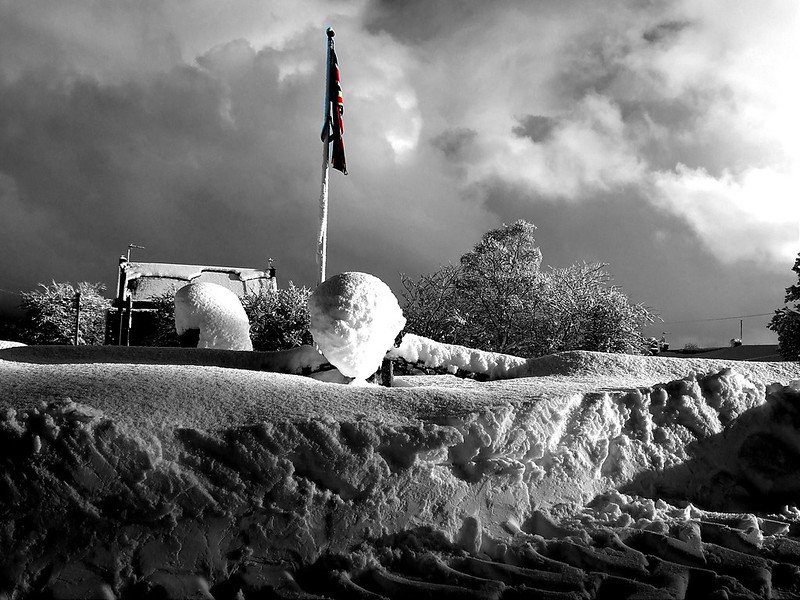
<box><xmin>401</xmin><ymin>221</ymin><xmax>658</xmax><ymax>357</ymax></box>
<box><xmin>0</xmin><ymin>313</ymin><xmax>25</xmax><ymax>343</ymax></box>
<box><xmin>19</xmin><ymin>281</ymin><xmax>109</xmax><ymax>345</ymax></box>
<box><xmin>138</xmin><ymin>291</ymin><xmax>181</xmax><ymax>347</ymax></box>
<box><xmin>242</xmin><ymin>283</ymin><xmax>313</xmax><ymax>351</ymax></box>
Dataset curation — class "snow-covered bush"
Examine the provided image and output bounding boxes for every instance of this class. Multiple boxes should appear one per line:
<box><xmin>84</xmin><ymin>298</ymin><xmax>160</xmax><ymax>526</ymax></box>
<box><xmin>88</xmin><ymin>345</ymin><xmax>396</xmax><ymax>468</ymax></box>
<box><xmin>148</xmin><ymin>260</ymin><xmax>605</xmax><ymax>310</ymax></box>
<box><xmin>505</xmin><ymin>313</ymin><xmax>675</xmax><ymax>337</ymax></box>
<box><xmin>18</xmin><ymin>281</ymin><xmax>109</xmax><ymax>345</ymax></box>
<box><xmin>401</xmin><ymin>220</ymin><xmax>657</xmax><ymax>357</ymax></box>
<box><xmin>241</xmin><ymin>283</ymin><xmax>313</xmax><ymax>351</ymax></box>
<box><xmin>309</xmin><ymin>272</ymin><xmax>405</xmax><ymax>380</ymax></box>
<box><xmin>174</xmin><ymin>282</ymin><xmax>252</xmax><ymax>351</ymax></box>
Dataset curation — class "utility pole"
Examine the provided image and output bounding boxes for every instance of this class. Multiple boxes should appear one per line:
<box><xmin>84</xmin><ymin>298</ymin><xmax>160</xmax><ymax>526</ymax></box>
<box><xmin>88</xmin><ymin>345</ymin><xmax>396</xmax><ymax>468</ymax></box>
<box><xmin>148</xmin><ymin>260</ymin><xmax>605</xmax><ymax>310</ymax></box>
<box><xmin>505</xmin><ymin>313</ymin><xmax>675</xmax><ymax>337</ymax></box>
<box><xmin>740</xmin><ymin>319</ymin><xmax>743</xmax><ymax>343</ymax></box>
<box><xmin>72</xmin><ymin>291</ymin><xmax>81</xmax><ymax>346</ymax></box>
<box><xmin>119</xmin><ymin>244</ymin><xmax>144</xmax><ymax>346</ymax></box>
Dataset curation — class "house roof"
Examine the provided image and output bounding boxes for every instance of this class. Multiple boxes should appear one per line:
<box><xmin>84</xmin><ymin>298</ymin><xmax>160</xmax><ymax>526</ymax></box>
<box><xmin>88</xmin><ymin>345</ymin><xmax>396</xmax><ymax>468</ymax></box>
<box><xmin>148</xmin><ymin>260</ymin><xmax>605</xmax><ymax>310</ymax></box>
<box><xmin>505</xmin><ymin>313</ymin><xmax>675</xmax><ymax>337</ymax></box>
<box><xmin>123</xmin><ymin>262</ymin><xmax>269</xmax><ymax>283</ymax></box>
<box><xmin>119</xmin><ymin>261</ymin><xmax>275</xmax><ymax>304</ymax></box>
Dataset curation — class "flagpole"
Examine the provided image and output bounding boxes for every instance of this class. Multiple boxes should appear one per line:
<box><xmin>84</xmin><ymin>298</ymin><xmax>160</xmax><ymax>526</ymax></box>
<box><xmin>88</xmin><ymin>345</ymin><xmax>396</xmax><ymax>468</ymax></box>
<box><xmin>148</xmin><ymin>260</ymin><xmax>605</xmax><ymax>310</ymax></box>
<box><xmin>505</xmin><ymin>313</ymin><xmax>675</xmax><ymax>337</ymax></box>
<box><xmin>317</xmin><ymin>28</ymin><xmax>335</xmax><ymax>286</ymax></box>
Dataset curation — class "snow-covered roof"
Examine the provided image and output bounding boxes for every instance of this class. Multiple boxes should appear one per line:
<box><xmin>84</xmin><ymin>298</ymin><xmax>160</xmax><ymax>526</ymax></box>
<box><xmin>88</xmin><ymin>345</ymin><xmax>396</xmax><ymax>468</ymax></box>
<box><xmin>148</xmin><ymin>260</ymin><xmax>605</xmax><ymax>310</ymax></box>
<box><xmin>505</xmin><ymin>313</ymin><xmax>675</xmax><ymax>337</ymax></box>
<box><xmin>120</xmin><ymin>261</ymin><xmax>275</xmax><ymax>302</ymax></box>
<box><xmin>123</xmin><ymin>262</ymin><xmax>269</xmax><ymax>282</ymax></box>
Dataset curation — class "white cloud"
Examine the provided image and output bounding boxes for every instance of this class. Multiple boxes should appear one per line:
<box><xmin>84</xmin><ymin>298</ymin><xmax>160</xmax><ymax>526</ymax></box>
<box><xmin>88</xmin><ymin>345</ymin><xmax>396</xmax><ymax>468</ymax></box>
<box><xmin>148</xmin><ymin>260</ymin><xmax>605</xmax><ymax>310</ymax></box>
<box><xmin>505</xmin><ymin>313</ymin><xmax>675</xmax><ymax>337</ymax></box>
<box><xmin>434</xmin><ymin>0</ymin><xmax>800</xmax><ymax>266</ymax></box>
<box><xmin>472</xmin><ymin>93</ymin><xmax>646</xmax><ymax>198</ymax></box>
<box><xmin>650</xmin><ymin>165</ymin><xmax>800</xmax><ymax>263</ymax></box>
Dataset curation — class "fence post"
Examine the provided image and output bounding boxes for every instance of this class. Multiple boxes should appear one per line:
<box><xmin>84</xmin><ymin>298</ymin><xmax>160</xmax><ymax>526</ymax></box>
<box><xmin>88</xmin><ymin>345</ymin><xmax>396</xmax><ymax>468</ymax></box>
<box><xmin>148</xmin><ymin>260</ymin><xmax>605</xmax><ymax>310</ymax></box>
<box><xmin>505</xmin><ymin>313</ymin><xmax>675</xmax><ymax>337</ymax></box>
<box><xmin>72</xmin><ymin>291</ymin><xmax>81</xmax><ymax>345</ymax></box>
<box><xmin>380</xmin><ymin>358</ymin><xmax>393</xmax><ymax>387</ymax></box>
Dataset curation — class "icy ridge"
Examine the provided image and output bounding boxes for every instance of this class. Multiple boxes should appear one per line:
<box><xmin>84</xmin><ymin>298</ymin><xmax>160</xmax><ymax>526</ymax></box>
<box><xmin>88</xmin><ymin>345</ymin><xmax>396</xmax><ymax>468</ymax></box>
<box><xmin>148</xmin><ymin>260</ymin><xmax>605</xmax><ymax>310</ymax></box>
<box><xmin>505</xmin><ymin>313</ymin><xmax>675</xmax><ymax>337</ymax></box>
<box><xmin>2</xmin><ymin>368</ymin><xmax>798</xmax><ymax>597</ymax></box>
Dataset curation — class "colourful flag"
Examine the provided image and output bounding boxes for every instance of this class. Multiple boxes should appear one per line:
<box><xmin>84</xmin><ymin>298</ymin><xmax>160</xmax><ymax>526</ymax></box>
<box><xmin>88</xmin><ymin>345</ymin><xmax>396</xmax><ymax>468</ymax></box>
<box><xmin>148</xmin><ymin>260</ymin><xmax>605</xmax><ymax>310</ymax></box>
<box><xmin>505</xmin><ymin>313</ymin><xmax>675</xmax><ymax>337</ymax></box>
<box><xmin>328</xmin><ymin>47</ymin><xmax>347</xmax><ymax>174</ymax></box>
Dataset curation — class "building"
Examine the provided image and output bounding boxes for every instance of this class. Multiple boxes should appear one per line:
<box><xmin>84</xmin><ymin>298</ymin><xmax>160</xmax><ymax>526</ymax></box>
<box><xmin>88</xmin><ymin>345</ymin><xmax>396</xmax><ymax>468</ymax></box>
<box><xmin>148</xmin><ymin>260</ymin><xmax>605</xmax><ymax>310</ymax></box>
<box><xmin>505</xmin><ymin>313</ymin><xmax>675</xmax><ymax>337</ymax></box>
<box><xmin>107</xmin><ymin>257</ymin><xmax>277</xmax><ymax>345</ymax></box>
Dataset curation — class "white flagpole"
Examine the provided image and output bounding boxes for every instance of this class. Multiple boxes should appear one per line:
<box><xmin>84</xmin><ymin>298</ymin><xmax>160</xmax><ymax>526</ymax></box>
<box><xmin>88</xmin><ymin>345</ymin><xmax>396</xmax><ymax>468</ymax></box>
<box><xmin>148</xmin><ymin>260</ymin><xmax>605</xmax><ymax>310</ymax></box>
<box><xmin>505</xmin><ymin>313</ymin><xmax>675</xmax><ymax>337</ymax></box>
<box><xmin>317</xmin><ymin>28</ymin><xmax>335</xmax><ymax>286</ymax></box>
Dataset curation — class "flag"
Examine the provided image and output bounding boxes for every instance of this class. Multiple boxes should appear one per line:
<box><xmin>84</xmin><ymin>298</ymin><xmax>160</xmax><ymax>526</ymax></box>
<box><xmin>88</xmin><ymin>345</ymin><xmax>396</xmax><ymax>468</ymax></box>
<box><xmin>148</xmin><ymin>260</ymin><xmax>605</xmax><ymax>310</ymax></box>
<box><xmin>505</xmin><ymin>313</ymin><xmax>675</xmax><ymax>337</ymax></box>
<box><xmin>328</xmin><ymin>46</ymin><xmax>347</xmax><ymax>174</ymax></box>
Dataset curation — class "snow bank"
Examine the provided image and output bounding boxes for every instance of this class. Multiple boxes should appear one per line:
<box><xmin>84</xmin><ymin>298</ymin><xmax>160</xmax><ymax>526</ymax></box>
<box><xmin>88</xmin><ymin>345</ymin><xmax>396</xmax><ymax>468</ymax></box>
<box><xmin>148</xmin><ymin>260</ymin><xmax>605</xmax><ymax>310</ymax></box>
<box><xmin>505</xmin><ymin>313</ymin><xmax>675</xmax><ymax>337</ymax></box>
<box><xmin>3</xmin><ymin>347</ymin><xmax>800</xmax><ymax>598</ymax></box>
<box><xmin>309</xmin><ymin>272</ymin><xmax>405</xmax><ymax>380</ymax></box>
<box><xmin>174</xmin><ymin>282</ymin><xmax>252</xmax><ymax>351</ymax></box>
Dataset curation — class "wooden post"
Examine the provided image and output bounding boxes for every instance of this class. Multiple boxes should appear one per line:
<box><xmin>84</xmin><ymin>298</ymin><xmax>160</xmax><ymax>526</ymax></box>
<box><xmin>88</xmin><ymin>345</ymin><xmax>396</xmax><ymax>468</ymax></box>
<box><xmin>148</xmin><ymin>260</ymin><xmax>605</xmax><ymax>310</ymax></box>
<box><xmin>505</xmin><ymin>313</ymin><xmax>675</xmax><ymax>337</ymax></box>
<box><xmin>73</xmin><ymin>291</ymin><xmax>81</xmax><ymax>346</ymax></box>
<box><xmin>117</xmin><ymin>256</ymin><xmax>127</xmax><ymax>345</ymax></box>
<box><xmin>125</xmin><ymin>296</ymin><xmax>133</xmax><ymax>346</ymax></box>
<box><xmin>380</xmin><ymin>358</ymin><xmax>393</xmax><ymax>387</ymax></box>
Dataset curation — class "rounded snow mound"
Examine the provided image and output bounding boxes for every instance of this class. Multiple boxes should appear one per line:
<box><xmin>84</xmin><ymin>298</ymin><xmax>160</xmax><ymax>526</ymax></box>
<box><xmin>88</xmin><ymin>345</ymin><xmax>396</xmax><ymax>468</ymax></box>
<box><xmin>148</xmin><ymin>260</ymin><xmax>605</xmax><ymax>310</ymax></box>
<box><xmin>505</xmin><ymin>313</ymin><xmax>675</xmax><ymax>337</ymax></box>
<box><xmin>174</xmin><ymin>282</ymin><xmax>252</xmax><ymax>351</ymax></box>
<box><xmin>309</xmin><ymin>272</ymin><xmax>405</xmax><ymax>379</ymax></box>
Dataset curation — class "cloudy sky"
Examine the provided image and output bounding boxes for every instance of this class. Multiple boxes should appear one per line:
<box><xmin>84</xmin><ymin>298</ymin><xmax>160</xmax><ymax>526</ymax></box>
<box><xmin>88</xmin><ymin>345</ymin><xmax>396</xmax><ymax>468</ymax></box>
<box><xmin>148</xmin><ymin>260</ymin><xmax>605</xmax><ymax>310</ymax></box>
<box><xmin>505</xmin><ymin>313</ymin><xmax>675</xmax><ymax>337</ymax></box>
<box><xmin>0</xmin><ymin>0</ymin><xmax>798</xmax><ymax>347</ymax></box>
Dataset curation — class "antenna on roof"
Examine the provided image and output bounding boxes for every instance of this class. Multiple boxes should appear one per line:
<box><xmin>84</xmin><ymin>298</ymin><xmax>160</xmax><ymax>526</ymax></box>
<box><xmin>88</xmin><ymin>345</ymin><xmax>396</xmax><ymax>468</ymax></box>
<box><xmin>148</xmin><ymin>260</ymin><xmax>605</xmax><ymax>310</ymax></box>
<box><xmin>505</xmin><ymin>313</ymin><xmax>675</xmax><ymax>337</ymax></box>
<box><xmin>127</xmin><ymin>243</ymin><xmax>145</xmax><ymax>262</ymax></box>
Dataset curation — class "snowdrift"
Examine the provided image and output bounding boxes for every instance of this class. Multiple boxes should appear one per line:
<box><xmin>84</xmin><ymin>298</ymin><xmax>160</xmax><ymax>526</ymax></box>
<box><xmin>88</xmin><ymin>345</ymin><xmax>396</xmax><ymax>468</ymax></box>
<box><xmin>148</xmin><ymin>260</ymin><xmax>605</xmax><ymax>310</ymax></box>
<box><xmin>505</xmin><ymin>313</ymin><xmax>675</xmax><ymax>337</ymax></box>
<box><xmin>2</xmin><ymin>346</ymin><xmax>800</xmax><ymax>599</ymax></box>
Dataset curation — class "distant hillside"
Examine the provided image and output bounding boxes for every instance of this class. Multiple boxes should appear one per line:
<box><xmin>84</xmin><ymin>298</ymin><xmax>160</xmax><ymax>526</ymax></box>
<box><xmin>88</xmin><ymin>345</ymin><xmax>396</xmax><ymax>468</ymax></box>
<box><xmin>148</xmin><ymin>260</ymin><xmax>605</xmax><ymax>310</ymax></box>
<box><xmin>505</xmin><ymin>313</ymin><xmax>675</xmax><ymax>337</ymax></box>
<box><xmin>660</xmin><ymin>344</ymin><xmax>784</xmax><ymax>362</ymax></box>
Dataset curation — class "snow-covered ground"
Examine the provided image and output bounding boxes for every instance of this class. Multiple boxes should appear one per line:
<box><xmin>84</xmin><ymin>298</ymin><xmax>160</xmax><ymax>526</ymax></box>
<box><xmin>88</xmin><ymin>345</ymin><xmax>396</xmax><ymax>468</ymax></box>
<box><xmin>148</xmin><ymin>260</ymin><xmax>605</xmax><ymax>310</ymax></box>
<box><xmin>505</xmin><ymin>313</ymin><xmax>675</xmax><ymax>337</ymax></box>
<box><xmin>2</xmin><ymin>343</ymin><xmax>800</xmax><ymax>598</ymax></box>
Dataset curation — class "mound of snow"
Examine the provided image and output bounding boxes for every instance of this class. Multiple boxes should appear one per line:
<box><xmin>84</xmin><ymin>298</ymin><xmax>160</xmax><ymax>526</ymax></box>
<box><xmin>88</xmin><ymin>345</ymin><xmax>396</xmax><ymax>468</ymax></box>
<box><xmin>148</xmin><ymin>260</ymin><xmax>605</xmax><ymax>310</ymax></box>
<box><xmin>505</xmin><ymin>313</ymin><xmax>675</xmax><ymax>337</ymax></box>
<box><xmin>3</xmin><ymin>345</ymin><xmax>800</xmax><ymax>597</ymax></box>
<box><xmin>0</xmin><ymin>340</ymin><xmax>25</xmax><ymax>349</ymax></box>
<box><xmin>389</xmin><ymin>333</ymin><xmax>528</xmax><ymax>379</ymax></box>
<box><xmin>174</xmin><ymin>282</ymin><xmax>252</xmax><ymax>351</ymax></box>
<box><xmin>309</xmin><ymin>272</ymin><xmax>405</xmax><ymax>380</ymax></box>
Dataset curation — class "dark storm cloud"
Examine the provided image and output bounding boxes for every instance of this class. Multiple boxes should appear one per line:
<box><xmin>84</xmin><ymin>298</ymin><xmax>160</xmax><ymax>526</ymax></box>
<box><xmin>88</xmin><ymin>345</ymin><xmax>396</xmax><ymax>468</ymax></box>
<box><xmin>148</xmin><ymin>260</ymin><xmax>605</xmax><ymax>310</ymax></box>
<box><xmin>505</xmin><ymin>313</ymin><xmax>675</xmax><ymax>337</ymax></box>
<box><xmin>512</xmin><ymin>115</ymin><xmax>558</xmax><ymax>143</ymax></box>
<box><xmin>0</xmin><ymin>33</ymin><xmax>329</xmax><ymax>302</ymax></box>
<box><xmin>0</xmin><ymin>13</ymin><xmax>488</xmax><ymax>309</ymax></box>
<box><xmin>430</xmin><ymin>128</ymin><xmax>477</xmax><ymax>161</ymax></box>
<box><xmin>643</xmin><ymin>20</ymin><xmax>691</xmax><ymax>43</ymax></box>
<box><xmin>363</xmin><ymin>0</ymin><xmax>485</xmax><ymax>44</ymax></box>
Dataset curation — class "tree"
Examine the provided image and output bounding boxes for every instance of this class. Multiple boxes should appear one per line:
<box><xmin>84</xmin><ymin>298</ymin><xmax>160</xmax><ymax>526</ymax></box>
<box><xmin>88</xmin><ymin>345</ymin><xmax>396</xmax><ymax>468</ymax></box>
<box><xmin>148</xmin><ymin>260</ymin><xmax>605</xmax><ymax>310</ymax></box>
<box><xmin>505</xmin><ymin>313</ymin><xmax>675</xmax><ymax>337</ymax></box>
<box><xmin>400</xmin><ymin>220</ymin><xmax>657</xmax><ymax>357</ymax></box>
<box><xmin>401</xmin><ymin>264</ymin><xmax>465</xmax><ymax>345</ymax></box>
<box><xmin>457</xmin><ymin>220</ymin><xmax>543</xmax><ymax>353</ymax></box>
<box><xmin>768</xmin><ymin>252</ymin><xmax>800</xmax><ymax>360</ymax></box>
<box><xmin>537</xmin><ymin>262</ymin><xmax>655</xmax><ymax>355</ymax></box>
<box><xmin>242</xmin><ymin>283</ymin><xmax>313</xmax><ymax>351</ymax></box>
<box><xmin>19</xmin><ymin>281</ymin><xmax>109</xmax><ymax>345</ymax></box>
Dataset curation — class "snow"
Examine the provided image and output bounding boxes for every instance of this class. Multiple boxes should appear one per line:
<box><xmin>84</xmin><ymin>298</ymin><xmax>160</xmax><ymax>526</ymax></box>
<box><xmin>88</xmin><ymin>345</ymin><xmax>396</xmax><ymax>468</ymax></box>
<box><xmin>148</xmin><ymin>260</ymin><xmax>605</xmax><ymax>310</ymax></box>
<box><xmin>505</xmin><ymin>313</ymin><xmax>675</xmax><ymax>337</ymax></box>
<box><xmin>2</xmin><ymin>343</ymin><xmax>800</xmax><ymax>597</ymax></box>
<box><xmin>0</xmin><ymin>339</ymin><xmax>25</xmax><ymax>349</ymax></box>
<box><xmin>389</xmin><ymin>333</ymin><xmax>528</xmax><ymax>379</ymax></box>
<box><xmin>174</xmin><ymin>282</ymin><xmax>253</xmax><ymax>351</ymax></box>
<box><xmin>308</xmin><ymin>272</ymin><xmax>406</xmax><ymax>380</ymax></box>
<box><xmin>124</xmin><ymin>262</ymin><xmax>268</xmax><ymax>282</ymax></box>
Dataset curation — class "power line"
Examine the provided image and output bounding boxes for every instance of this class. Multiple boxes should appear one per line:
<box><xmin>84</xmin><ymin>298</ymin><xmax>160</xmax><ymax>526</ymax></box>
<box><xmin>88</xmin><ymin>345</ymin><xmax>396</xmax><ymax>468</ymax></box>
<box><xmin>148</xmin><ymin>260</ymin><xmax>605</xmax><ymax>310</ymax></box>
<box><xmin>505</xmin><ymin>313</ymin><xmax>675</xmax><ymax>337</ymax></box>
<box><xmin>660</xmin><ymin>312</ymin><xmax>774</xmax><ymax>325</ymax></box>
<box><xmin>0</xmin><ymin>288</ymin><xmax>22</xmax><ymax>296</ymax></box>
